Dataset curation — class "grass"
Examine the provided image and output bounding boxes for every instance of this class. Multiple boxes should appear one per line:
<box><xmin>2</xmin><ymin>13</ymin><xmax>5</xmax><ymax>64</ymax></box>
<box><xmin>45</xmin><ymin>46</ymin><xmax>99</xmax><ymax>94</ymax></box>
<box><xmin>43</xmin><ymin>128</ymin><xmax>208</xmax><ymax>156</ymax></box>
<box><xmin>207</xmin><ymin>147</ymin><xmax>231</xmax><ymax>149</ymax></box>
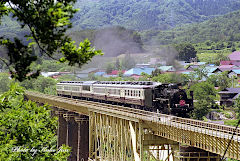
<box><xmin>224</xmin><ymin>119</ymin><xmax>239</xmax><ymax>126</ymax></box>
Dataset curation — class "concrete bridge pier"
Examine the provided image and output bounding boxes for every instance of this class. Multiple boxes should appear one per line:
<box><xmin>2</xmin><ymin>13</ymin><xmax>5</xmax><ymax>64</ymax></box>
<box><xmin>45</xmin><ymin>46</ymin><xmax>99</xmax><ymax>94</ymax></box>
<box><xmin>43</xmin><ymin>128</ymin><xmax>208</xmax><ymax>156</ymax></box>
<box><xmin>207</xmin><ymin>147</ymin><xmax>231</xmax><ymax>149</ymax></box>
<box><xmin>64</xmin><ymin>113</ymin><xmax>79</xmax><ymax>161</ymax></box>
<box><xmin>56</xmin><ymin>109</ymin><xmax>89</xmax><ymax>161</ymax></box>
<box><xmin>56</xmin><ymin>109</ymin><xmax>68</xmax><ymax>148</ymax></box>
<box><xmin>75</xmin><ymin>116</ymin><xmax>89</xmax><ymax>161</ymax></box>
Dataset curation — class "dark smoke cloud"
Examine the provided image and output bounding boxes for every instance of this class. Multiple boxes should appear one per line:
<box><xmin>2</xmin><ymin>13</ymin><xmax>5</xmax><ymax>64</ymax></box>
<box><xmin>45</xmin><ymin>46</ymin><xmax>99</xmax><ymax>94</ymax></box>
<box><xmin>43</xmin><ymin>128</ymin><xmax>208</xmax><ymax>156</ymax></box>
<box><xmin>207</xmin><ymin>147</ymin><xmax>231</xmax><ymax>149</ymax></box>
<box><xmin>94</xmin><ymin>27</ymin><xmax>143</xmax><ymax>57</ymax></box>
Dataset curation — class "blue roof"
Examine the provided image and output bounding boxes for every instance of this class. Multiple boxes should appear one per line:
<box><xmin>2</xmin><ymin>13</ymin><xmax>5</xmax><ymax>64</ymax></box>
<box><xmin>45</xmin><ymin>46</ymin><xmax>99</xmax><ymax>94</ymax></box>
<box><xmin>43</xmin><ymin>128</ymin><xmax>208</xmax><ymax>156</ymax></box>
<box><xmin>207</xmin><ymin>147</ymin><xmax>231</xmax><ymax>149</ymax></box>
<box><xmin>232</xmin><ymin>69</ymin><xmax>240</xmax><ymax>74</ymax></box>
<box><xmin>205</xmin><ymin>67</ymin><xmax>218</xmax><ymax>73</ymax></box>
<box><xmin>124</xmin><ymin>68</ymin><xmax>155</xmax><ymax>76</ymax></box>
<box><xmin>198</xmin><ymin>62</ymin><xmax>207</xmax><ymax>65</ymax></box>
<box><xmin>94</xmin><ymin>72</ymin><xmax>105</xmax><ymax>76</ymax></box>
<box><xmin>158</xmin><ymin>66</ymin><xmax>175</xmax><ymax>72</ymax></box>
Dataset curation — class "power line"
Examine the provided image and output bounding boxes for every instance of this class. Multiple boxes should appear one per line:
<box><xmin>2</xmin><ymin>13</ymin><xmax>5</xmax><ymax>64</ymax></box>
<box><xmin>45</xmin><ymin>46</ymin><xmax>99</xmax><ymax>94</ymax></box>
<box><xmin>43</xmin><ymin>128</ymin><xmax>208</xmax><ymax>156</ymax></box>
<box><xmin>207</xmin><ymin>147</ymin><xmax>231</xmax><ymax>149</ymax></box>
<box><xmin>220</xmin><ymin>119</ymin><xmax>240</xmax><ymax>161</ymax></box>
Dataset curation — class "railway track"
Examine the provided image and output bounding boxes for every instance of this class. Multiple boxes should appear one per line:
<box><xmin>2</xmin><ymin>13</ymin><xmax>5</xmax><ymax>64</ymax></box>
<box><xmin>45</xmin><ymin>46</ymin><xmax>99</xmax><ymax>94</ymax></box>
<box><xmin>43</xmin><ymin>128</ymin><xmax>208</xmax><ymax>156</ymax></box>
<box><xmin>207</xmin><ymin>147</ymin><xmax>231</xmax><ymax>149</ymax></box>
<box><xmin>25</xmin><ymin>91</ymin><xmax>240</xmax><ymax>141</ymax></box>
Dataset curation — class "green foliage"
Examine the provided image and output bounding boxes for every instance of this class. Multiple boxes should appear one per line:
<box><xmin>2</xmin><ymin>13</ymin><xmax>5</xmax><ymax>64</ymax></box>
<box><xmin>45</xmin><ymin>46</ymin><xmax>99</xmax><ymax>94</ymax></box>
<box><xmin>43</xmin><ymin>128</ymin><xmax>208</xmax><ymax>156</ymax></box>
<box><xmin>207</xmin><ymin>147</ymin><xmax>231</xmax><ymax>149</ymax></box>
<box><xmin>189</xmin><ymin>81</ymin><xmax>216</xmax><ymax>103</ymax></box>
<box><xmin>234</xmin><ymin>96</ymin><xmax>240</xmax><ymax>120</ymax></box>
<box><xmin>175</xmin><ymin>43</ymin><xmax>197</xmax><ymax>61</ymax></box>
<box><xmin>0</xmin><ymin>73</ymin><xmax>12</xmax><ymax>93</ymax></box>
<box><xmin>20</xmin><ymin>76</ymin><xmax>56</xmax><ymax>95</ymax></box>
<box><xmin>106</xmin><ymin>63</ymin><xmax>115</xmax><ymax>74</ymax></box>
<box><xmin>188</xmin><ymin>81</ymin><xmax>217</xmax><ymax>120</ymax></box>
<box><xmin>0</xmin><ymin>0</ymin><xmax>102</xmax><ymax>81</ymax></box>
<box><xmin>151</xmin><ymin>69</ymin><xmax>162</xmax><ymax>77</ymax></box>
<box><xmin>121</xmin><ymin>53</ymin><xmax>136</xmax><ymax>70</ymax></box>
<box><xmin>224</xmin><ymin>119</ymin><xmax>239</xmax><ymax>127</ymax></box>
<box><xmin>192</xmin><ymin>100</ymin><xmax>210</xmax><ymax>120</ymax></box>
<box><xmin>143</xmin><ymin>10</ymin><xmax>240</xmax><ymax>45</ymax></box>
<box><xmin>207</xmin><ymin>71</ymin><xmax>231</xmax><ymax>90</ymax></box>
<box><xmin>72</xmin><ymin>0</ymin><xmax>240</xmax><ymax>30</ymax></box>
<box><xmin>0</xmin><ymin>83</ymin><xmax>70</xmax><ymax>160</ymax></box>
<box><xmin>115</xmin><ymin>58</ymin><xmax>121</xmax><ymax>70</ymax></box>
<box><xmin>152</xmin><ymin>73</ymin><xmax>189</xmax><ymax>85</ymax></box>
<box><xmin>57</xmin><ymin>74</ymin><xmax>80</xmax><ymax>82</ymax></box>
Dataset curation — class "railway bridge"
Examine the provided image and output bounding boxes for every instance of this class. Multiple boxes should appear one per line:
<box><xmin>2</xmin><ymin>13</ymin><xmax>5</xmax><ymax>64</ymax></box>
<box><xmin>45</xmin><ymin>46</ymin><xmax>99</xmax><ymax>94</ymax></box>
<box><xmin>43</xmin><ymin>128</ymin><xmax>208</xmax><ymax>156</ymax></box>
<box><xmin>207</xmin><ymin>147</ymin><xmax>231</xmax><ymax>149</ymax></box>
<box><xmin>25</xmin><ymin>91</ymin><xmax>240</xmax><ymax>161</ymax></box>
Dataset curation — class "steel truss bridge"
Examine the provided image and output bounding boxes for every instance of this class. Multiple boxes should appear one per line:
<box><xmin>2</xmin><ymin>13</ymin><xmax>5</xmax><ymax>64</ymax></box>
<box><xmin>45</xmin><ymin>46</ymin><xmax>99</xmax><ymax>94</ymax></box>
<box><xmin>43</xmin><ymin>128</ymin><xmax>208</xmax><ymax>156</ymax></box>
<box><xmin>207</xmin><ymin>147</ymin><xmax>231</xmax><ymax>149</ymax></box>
<box><xmin>25</xmin><ymin>91</ymin><xmax>240</xmax><ymax>161</ymax></box>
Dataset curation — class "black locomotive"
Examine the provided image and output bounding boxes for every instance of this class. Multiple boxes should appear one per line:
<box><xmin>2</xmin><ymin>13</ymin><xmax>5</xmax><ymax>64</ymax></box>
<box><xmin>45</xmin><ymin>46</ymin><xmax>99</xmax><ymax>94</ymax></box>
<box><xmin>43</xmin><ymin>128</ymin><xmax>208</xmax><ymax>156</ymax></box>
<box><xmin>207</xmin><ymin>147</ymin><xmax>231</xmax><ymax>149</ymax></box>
<box><xmin>56</xmin><ymin>81</ymin><xmax>193</xmax><ymax>117</ymax></box>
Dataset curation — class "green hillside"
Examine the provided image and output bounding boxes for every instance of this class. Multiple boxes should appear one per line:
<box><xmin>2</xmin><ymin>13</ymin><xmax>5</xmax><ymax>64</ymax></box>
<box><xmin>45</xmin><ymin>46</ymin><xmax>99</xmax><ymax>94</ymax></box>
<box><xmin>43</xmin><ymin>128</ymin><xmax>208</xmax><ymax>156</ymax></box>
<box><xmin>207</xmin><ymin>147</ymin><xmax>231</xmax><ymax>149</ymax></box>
<box><xmin>0</xmin><ymin>15</ymin><xmax>28</xmax><ymax>40</ymax></box>
<box><xmin>143</xmin><ymin>10</ymin><xmax>240</xmax><ymax>45</ymax></box>
<box><xmin>73</xmin><ymin>0</ymin><xmax>240</xmax><ymax>30</ymax></box>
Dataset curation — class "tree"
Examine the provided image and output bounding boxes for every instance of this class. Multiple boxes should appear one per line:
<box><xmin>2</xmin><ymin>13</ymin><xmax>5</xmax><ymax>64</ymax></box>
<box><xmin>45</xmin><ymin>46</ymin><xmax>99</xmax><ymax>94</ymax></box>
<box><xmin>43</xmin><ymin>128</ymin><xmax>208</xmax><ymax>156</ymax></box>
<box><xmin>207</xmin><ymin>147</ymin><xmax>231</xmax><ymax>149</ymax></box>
<box><xmin>207</xmin><ymin>71</ymin><xmax>231</xmax><ymax>90</ymax></box>
<box><xmin>106</xmin><ymin>63</ymin><xmax>115</xmax><ymax>74</ymax></box>
<box><xmin>20</xmin><ymin>76</ymin><xmax>57</xmax><ymax>94</ymax></box>
<box><xmin>115</xmin><ymin>58</ymin><xmax>121</xmax><ymax>70</ymax></box>
<box><xmin>0</xmin><ymin>83</ymin><xmax>70</xmax><ymax>160</ymax></box>
<box><xmin>121</xmin><ymin>53</ymin><xmax>136</xmax><ymax>70</ymax></box>
<box><xmin>188</xmin><ymin>81</ymin><xmax>216</xmax><ymax>120</ymax></box>
<box><xmin>192</xmin><ymin>100</ymin><xmax>210</xmax><ymax>120</ymax></box>
<box><xmin>214</xmin><ymin>52</ymin><xmax>230</xmax><ymax>65</ymax></box>
<box><xmin>151</xmin><ymin>68</ymin><xmax>162</xmax><ymax>77</ymax></box>
<box><xmin>175</xmin><ymin>43</ymin><xmax>197</xmax><ymax>61</ymax></box>
<box><xmin>189</xmin><ymin>81</ymin><xmax>216</xmax><ymax>103</ymax></box>
<box><xmin>0</xmin><ymin>73</ymin><xmax>12</xmax><ymax>93</ymax></box>
<box><xmin>0</xmin><ymin>1</ymin><xmax>102</xmax><ymax>81</ymax></box>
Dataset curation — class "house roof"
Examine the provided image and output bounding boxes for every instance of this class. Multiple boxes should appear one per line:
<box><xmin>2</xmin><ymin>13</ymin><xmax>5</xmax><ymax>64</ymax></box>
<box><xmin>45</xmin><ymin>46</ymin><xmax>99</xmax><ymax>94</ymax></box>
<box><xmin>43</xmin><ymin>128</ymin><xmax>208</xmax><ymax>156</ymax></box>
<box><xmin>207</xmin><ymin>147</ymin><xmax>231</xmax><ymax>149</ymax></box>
<box><xmin>229</xmin><ymin>51</ymin><xmax>240</xmax><ymax>61</ymax></box>
<box><xmin>77</xmin><ymin>68</ymin><xmax>98</xmax><ymax>74</ymax></box>
<box><xmin>205</xmin><ymin>66</ymin><xmax>218</xmax><ymax>73</ymax></box>
<box><xmin>94</xmin><ymin>72</ymin><xmax>106</xmax><ymax>76</ymax></box>
<box><xmin>217</xmin><ymin>65</ymin><xmax>237</xmax><ymax>72</ymax></box>
<box><xmin>158</xmin><ymin>66</ymin><xmax>175</xmax><ymax>72</ymax></box>
<box><xmin>41</xmin><ymin>72</ymin><xmax>59</xmax><ymax>77</ymax></box>
<box><xmin>219</xmin><ymin>65</ymin><xmax>235</xmax><ymax>68</ymax></box>
<box><xmin>124</xmin><ymin>68</ymin><xmax>155</xmax><ymax>76</ymax></box>
<box><xmin>220</xmin><ymin>61</ymin><xmax>232</xmax><ymax>65</ymax></box>
<box><xmin>219</xmin><ymin>88</ymin><xmax>240</xmax><ymax>94</ymax></box>
<box><xmin>231</xmin><ymin>69</ymin><xmax>240</xmax><ymax>74</ymax></box>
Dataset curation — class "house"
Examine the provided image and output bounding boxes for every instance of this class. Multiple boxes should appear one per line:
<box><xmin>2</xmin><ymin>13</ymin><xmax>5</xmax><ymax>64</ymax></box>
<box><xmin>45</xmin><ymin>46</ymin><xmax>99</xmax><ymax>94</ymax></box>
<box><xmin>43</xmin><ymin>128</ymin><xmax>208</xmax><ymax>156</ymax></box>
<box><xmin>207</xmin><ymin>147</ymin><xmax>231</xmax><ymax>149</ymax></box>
<box><xmin>158</xmin><ymin>66</ymin><xmax>175</xmax><ymax>72</ymax></box>
<box><xmin>205</xmin><ymin>66</ymin><xmax>219</xmax><ymax>73</ymax></box>
<box><xmin>228</xmin><ymin>69</ymin><xmax>240</xmax><ymax>78</ymax></box>
<box><xmin>76</xmin><ymin>68</ymin><xmax>98</xmax><ymax>78</ymax></box>
<box><xmin>41</xmin><ymin>72</ymin><xmax>73</xmax><ymax>79</ymax></box>
<box><xmin>94</xmin><ymin>71</ymin><xmax>106</xmax><ymax>77</ymax></box>
<box><xmin>229</xmin><ymin>51</ymin><xmax>240</xmax><ymax>61</ymax></box>
<box><xmin>186</xmin><ymin>62</ymin><xmax>206</xmax><ymax>70</ymax></box>
<box><xmin>228</xmin><ymin>51</ymin><xmax>240</xmax><ymax>66</ymax></box>
<box><xmin>220</xmin><ymin>61</ymin><xmax>233</xmax><ymax>65</ymax></box>
<box><xmin>219</xmin><ymin>88</ymin><xmax>240</xmax><ymax>106</ymax></box>
<box><xmin>218</xmin><ymin>65</ymin><xmax>238</xmax><ymax>72</ymax></box>
<box><xmin>136</xmin><ymin>64</ymin><xmax>151</xmax><ymax>68</ymax></box>
<box><xmin>41</xmin><ymin>72</ymin><xmax>60</xmax><ymax>77</ymax></box>
<box><xmin>104</xmin><ymin>70</ymin><xmax>126</xmax><ymax>77</ymax></box>
<box><xmin>123</xmin><ymin>68</ymin><xmax>155</xmax><ymax>77</ymax></box>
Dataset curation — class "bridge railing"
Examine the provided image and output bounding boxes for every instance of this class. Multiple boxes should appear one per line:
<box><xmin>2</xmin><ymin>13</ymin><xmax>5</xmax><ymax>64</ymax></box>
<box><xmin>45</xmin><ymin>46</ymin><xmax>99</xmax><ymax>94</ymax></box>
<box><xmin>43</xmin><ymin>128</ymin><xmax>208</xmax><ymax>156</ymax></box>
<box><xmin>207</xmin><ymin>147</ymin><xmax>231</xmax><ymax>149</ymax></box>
<box><xmin>25</xmin><ymin>91</ymin><xmax>240</xmax><ymax>139</ymax></box>
<box><xmin>149</xmin><ymin>113</ymin><xmax>240</xmax><ymax>138</ymax></box>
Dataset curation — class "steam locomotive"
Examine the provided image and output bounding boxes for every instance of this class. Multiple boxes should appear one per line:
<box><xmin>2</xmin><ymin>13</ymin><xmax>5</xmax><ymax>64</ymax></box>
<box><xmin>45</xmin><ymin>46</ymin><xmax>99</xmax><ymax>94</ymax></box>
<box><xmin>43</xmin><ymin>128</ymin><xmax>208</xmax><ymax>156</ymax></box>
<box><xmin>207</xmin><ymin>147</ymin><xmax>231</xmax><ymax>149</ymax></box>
<box><xmin>56</xmin><ymin>81</ymin><xmax>193</xmax><ymax>117</ymax></box>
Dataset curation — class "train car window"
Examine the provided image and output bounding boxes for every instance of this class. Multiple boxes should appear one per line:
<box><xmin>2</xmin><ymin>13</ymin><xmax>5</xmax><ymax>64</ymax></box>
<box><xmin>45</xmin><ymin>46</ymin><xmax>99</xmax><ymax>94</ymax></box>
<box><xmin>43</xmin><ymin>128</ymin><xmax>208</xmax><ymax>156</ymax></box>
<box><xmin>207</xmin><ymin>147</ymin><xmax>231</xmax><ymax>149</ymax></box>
<box><xmin>139</xmin><ymin>91</ymin><xmax>141</xmax><ymax>97</ymax></box>
<box><xmin>83</xmin><ymin>85</ymin><xmax>90</xmax><ymax>91</ymax></box>
<box><xmin>56</xmin><ymin>86</ymin><xmax>62</xmax><ymax>90</ymax></box>
<box><xmin>64</xmin><ymin>86</ymin><xmax>71</xmax><ymax>90</ymax></box>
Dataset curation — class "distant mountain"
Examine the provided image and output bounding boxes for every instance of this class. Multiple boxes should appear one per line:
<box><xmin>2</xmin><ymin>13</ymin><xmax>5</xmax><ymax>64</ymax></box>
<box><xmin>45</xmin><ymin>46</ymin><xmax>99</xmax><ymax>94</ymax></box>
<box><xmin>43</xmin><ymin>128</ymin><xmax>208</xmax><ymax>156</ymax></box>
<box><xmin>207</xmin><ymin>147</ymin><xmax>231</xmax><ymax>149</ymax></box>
<box><xmin>142</xmin><ymin>10</ymin><xmax>240</xmax><ymax>45</ymax></box>
<box><xmin>72</xmin><ymin>0</ymin><xmax>240</xmax><ymax>30</ymax></box>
